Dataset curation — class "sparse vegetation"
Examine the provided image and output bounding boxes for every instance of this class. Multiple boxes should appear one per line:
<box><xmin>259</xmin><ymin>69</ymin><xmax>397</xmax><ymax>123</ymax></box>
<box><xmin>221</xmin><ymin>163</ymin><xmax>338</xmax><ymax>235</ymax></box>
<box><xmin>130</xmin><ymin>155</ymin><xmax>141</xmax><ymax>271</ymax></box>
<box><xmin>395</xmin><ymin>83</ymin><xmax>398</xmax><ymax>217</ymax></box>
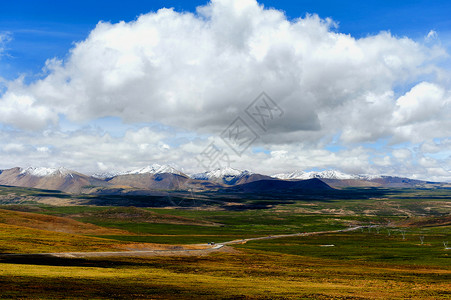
<box><xmin>0</xmin><ymin>224</ymin><xmax>124</xmax><ymax>253</ymax></box>
<box><xmin>0</xmin><ymin>186</ymin><xmax>449</xmax><ymax>298</ymax></box>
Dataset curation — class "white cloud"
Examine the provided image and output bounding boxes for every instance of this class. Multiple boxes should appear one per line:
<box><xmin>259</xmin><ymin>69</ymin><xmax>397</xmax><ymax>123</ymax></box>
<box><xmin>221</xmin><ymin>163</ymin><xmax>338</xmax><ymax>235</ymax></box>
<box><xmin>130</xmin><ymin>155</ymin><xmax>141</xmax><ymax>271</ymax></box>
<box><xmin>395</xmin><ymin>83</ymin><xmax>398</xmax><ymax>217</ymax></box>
<box><xmin>0</xmin><ymin>32</ymin><xmax>11</xmax><ymax>57</ymax></box>
<box><xmin>0</xmin><ymin>89</ymin><xmax>58</xmax><ymax>130</ymax></box>
<box><xmin>0</xmin><ymin>0</ymin><xmax>451</xmax><ymax>180</ymax></box>
<box><xmin>0</xmin><ymin>125</ymin><xmax>450</xmax><ymax>181</ymax></box>
<box><xmin>426</xmin><ymin>30</ymin><xmax>438</xmax><ymax>42</ymax></box>
<box><xmin>3</xmin><ymin>143</ymin><xmax>26</xmax><ymax>153</ymax></box>
<box><xmin>393</xmin><ymin>82</ymin><xmax>448</xmax><ymax>126</ymax></box>
<box><xmin>1</xmin><ymin>0</ymin><xmax>444</xmax><ymax>135</ymax></box>
<box><xmin>392</xmin><ymin>148</ymin><xmax>412</xmax><ymax>161</ymax></box>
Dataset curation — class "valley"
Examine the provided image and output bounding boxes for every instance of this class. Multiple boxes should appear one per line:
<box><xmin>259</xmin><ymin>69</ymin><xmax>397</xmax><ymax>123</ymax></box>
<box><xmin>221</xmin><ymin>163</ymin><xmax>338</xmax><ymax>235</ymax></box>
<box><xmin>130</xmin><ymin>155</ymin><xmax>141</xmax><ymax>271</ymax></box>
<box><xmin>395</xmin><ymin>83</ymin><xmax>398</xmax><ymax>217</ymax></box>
<box><xmin>0</xmin><ymin>183</ymin><xmax>449</xmax><ymax>299</ymax></box>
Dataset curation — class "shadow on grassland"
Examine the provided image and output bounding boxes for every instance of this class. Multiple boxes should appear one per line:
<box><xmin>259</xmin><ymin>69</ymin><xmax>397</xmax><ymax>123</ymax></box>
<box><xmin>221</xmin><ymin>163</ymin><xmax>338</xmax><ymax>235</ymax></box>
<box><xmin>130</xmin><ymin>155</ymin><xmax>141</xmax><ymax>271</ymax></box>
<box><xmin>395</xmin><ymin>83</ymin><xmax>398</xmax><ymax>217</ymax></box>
<box><xmin>0</xmin><ymin>254</ymin><xmax>139</xmax><ymax>268</ymax></box>
<box><xmin>81</xmin><ymin>187</ymin><xmax>396</xmax><ymax>210</ymax></box>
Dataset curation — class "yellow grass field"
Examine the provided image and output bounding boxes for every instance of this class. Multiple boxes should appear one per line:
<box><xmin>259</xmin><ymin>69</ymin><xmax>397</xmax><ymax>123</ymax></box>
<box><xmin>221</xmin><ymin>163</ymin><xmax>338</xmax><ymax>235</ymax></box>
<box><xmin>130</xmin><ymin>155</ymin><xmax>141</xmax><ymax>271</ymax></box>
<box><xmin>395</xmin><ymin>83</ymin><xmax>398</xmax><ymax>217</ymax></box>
<box><xmin>0</xmin><ymin>251</ymin><xmax>449</xmax><ymax>299</ymax></box>
<box><xmin>0</xmin><ymin>206</ymin><xmax>449</xmax><ymax>299</ymax></box>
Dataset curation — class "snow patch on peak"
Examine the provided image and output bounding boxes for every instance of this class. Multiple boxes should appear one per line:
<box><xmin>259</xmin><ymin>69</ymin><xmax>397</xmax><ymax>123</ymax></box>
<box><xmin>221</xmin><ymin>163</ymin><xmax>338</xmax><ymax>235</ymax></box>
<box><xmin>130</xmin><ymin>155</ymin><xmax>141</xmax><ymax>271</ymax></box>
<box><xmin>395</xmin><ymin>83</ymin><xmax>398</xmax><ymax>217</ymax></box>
<box><xmin>93</xmin><ymin>164</ymin><xmax>184</xmax><ymax>178</ymax></box>
<box><xmin>91</xmin><ymin>171</ymin><xmax>121</xmax><ymax>179</ymax></box>
<box><xmin>20</xmin><ymin>167</ymin><xmax>72</xmax><ymax>177</ymax></box>
<box><xmin>273</xmin><ymin>170</ymin><xmax>358</xmax><ymax>180</ymax></box>
<box><xmin>310</xmin><ymin>170</ymin><xmax>358</xmax><ymax>180</ymax></box>
<box><xmin>357</xmin><ymin>174</ymin><xmax>382</xmax><ymax>180</ymax></box>
<box><xmin>127</xmin><ymin>164</ymin><xmax>183</xmax><ymax>175</ymax></box>
<box><xmin>272</xmin><ymin>170</ymin><xmax>306</xmax><ymax>180</ymax></box>
<box><xmin>190</xmin><ymin>168</ymin><xmax>252</xmax><ymax>181</ymax></box>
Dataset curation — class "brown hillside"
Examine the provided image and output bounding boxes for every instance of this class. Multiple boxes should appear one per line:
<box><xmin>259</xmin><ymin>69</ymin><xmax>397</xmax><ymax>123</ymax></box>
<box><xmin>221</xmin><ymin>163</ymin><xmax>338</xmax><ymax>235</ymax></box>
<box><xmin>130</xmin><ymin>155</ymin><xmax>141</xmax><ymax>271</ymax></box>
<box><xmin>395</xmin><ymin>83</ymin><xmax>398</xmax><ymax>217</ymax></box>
<box><xmin>0</xmin><ymin>209</ymin><xmax>131</xmax><ymax>235</ymax></box>
<box><xmin>107</xmin><ymin>173</ymin><xmax>190</xmax><ymax>190</ymax></box>
<box><xmin>399</xmin><ymin>214</ymin><xmax>451</xmax><ymax>227</ymax></box>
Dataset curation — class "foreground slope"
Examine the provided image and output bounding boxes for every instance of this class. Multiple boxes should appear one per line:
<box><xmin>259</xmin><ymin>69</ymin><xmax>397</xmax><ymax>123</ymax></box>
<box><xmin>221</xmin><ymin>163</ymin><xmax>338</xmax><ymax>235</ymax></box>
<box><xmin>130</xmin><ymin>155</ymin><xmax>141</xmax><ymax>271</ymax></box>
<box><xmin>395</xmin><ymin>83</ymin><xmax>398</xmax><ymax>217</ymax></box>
<box><xmin>0</xmin><ymin>230</ymin><xmax>449</xmax><ymax>299</ymax></box>
<box><xmin>0</xmin><ymin>208</ymin><xmax>129</xmax><ymax>235</ymax></box>
<box><xmin>0</xmin><ymin>223</ymin><xmax>126</xmax><ymax>253</ymax></box>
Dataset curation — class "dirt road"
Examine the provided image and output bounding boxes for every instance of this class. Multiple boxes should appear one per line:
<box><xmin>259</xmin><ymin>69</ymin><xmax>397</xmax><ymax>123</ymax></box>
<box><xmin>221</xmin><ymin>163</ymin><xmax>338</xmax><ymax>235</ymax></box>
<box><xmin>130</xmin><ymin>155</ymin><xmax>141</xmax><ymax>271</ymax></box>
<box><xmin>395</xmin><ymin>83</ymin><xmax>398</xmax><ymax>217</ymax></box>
<box><xmin>0</xmin><ymin>226</ymin><xmax>363</xmax><ymax>258</ymax></box>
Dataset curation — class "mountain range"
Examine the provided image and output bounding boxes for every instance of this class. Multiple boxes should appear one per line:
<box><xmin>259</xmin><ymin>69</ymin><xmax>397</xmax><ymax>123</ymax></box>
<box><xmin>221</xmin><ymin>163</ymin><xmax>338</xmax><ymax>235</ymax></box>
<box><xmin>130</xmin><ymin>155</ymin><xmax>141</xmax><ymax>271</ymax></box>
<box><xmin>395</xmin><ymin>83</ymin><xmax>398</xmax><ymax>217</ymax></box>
<box><xmin>0</xmin><ymin>164</ymin><xmax>448</xmax><ymax>194</ymax></box>
<box><xmin>0</xmin><ymin>167</ymin><xmax>108</xmax><ymax>194</ymax></box>
<box><xmin>191</xmin><ymin>167</ymin><xmax>273</xmax><ymax>185</ymax></box>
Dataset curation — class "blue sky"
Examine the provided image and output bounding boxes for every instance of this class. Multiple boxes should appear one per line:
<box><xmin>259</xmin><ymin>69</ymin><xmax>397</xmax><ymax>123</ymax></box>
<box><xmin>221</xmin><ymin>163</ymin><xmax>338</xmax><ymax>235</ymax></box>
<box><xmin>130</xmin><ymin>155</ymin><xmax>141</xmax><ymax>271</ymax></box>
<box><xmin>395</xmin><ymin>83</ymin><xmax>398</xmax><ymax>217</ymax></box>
<box><xmin>0</xmin><ymin>0</ymin><xmax>451</xmax><ymax>179</ymax></box>
<box><xmin>2</xmin><ymin>0</ymin><xmax>450</xmax><ymax>79</ymax></box>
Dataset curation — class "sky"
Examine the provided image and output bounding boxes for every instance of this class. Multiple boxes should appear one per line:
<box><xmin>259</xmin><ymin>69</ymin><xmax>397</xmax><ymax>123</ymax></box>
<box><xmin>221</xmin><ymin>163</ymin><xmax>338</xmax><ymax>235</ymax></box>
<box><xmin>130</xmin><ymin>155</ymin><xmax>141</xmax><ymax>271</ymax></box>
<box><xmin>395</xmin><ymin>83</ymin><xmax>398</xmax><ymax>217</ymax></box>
<box><xmin>0</xmin><ymin>0</ymin><xmax>451</xmax><ymax>180</ymax></box>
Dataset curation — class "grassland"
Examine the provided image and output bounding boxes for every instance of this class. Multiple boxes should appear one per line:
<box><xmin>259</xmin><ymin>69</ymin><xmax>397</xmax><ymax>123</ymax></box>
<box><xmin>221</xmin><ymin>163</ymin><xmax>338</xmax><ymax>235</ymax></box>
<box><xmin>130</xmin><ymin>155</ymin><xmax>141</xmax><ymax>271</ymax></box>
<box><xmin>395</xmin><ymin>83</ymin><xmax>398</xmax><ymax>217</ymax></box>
<box><xmin>0</xmin><ymin>247</ymin><xmax>449</xmax><ymax>299</ymax></box>
<box><xmin>0</xmin><ymin>186</ymin><xmax>449</xmax><ymax>298</ymax></box>
<box><xmin>237</xmin><ymin>228</ymin><xmax>451</xmax><ymax>266</ymax></box>
<box><xmin>0</xmin><ymin>224</ymin><xmax>127</xmax><ymax>253</ymax></box>
<box><xmin>0</xmin><ymin>208</ymin><xmax>131</xmax><ymax>235</ymax></box>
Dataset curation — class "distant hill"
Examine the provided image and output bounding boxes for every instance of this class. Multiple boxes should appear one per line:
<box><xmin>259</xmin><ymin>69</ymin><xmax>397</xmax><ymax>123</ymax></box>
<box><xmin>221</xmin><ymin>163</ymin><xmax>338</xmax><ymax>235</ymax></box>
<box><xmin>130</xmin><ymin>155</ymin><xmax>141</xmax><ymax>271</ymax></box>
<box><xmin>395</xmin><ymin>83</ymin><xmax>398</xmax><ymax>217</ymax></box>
<box><xmin>366</xmin><ymin>176</ymin><xmax>441</xmax><ymax>188</ymax></box>
<box><xmin>229</xmin><ymin>178</ymin><xmax>333</xmax><ymax>193</ymax></box>
<box><xmin>107</xmin><ymin>173</ymin><xmax>191</xmax><ymax>190</ymax></box>
<box><xmin>320</xmin><ymin>176</ymin><xmax>445</xmax><ymax>188</ymax></box>
<box><xmin>191</xmin><ymin>167</ymin><xmax>273</xmax><ymax>185</ymax></box>
<box><xmin>273</xmin><ymin>170</ymin><xmax>448</xmax><ymax>188</ymax></box>
<box><xmin>273</xmin><ymin>170</ymin><xmax>358</xmax><ymax>180</ymax></box>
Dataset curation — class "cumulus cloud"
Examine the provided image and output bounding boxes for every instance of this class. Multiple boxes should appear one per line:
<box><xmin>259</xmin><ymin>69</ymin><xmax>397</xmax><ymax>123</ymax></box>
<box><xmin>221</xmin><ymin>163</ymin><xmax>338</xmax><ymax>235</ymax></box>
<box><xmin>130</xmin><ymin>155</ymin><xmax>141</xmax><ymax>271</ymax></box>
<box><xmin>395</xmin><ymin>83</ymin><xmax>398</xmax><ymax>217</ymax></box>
<box><xmin>0</xmin><ymin>123</ymin><xmax>450</xmax><ymax>181</ymax></box>
<box><xmin>393</xmin><ymin>82</ymin><xmax>448</xmax><ymax>126</ymax></box>
<box><xmin>1</xmin><ymin>0</ymin><xmax>445</xmax><ymax>135</ymax></box>
<box><xmin>0</xmin><ymin>126</ymin><xmax>177</xmax><ymax>173</ymax></box>
<box><xmin>0</xmin><ymin>85</ymin><xmax>58</xmax><ymax>130</ymax></box>
<box><xmin>0</xmin><ymin>0</ymin><xmax>450</xmax><ymax>179</ymax></box>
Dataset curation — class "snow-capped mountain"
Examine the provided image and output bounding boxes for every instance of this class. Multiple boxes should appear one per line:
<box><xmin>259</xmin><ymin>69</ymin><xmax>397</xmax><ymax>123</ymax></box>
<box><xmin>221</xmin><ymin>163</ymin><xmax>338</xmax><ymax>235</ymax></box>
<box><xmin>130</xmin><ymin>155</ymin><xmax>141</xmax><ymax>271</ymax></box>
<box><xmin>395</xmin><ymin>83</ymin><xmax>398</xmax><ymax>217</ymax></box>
<box><xmin>272</xmin><ymin>170</ymin><xmax>306</xmax><ymax>180</ymax></box>
<box><xmin>93</xmin><ymin>164</ymin><xmax>184</xmax><ymax>179</ymax></box>
<box><xmin>190</xmin><ymin>167</ymin><xmax>250</xmax><ymax>181</ymax></box>
<box><xmin>124</xmin><ymin>164</ymin><xmax>184</xmax><ymax>176</ymax></box>
<box><xmin>0</xmin><ymin>164</ymin><xmax>444</xmax><ymax>195</ymax></box>
<box><xmin>357</xmin><ymin>174</ymin><xmax>383</xmax><ymax>180</ymax></box>
<box><xmin>273</xmin><ymin>170</ymin><xmax>359</xmax><ymax>180</ymax></box>
<box><xmin>0</xmin><ymin>167</ymin><xmax>107</xmax><ymax>193</ymax></box>
<box><xmin>20</xmin><ymin>167</ymin><xmax>74</xmax><ymax>177</ymax></box>
<box><xmin>91</xmin><ymin>171</ymin><xmax>122</xmax><ymax>179</ymax></box>
<box><xmin>273</xmin><ymin>170</ymin><xmax>386</xmax><ymax>181</ymax></box>
<box><xmin>191</xmin><ymin>167</ymin><xmax>250</xmax><ymax>180</ymax></box>
<box><xmin>191</xmin><ymin>167</ymin><xmax>272</xmax><ymax>185</ymax></box>
<box><xmin>97</xmin><ymin>164</ymin><xmax>189</xmax><ymax>190</ymax></box>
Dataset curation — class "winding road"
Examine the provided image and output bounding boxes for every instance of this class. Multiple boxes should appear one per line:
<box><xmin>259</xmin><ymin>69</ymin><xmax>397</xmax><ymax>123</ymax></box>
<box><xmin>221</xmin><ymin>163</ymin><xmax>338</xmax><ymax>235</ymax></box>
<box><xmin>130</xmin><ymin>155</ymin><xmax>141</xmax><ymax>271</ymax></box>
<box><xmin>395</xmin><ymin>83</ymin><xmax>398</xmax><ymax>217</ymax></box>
<box><xmin>0</xmin><ymin>226</ymin><xmax>363</xmax><ymax>258</ymax></box>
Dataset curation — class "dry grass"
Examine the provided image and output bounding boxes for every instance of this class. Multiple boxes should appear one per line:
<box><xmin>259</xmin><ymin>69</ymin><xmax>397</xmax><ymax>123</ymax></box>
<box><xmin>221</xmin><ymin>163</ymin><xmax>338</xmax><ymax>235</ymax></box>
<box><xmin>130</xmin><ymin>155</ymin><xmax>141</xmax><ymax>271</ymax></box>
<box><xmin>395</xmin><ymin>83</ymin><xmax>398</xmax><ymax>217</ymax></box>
<box><xmin>0</xmin><ymin>208</ymin><xmax>130</xmax><ymax>235</ymax></box>
<box><xmin>0</xmin><ymin>223</ymin><xmax>207</xmax><ymax>255</ymax></box>
<box><xmin>0</xmin><ymin>250</ymin><xmax>449</xmax><ymax>299</ymax></box>
<box><xmin>0</xmin><ymin>223</ymin><xmax>126</xmax><ymax>253</ymax></box>
<box><xmin>397</xmin><ymin>214</ymin><xmax>451</xmax><ymax>227</ymax></box>
<box><xmin>75</xmin><ymin>206</ymin><xmax>219</xmax><ymax>226</ymax></box>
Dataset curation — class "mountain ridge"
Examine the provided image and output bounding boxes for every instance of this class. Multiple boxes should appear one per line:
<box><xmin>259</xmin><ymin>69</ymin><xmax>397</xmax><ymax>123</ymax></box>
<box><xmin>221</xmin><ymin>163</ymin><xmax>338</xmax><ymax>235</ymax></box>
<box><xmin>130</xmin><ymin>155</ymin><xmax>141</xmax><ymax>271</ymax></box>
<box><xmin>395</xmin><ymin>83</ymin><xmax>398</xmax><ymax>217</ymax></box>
<box><xmin>0</xmin><ymin>167</ymin><xmax>108</xmax><ymax>194</ymax></box>
<box><xmin>0</xmin><ymin>166</ymin><xmax>448</xmax><ymax>194</ymax></box>
<box><xmin>190</xmin><ymin>167</ymin><xmax>273</xmax><ymax>185</ymax></box>
<box><xmin>93</xmin><ymin>164</ymin><xmax>185</xmax><ymax>179</ymax></box>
